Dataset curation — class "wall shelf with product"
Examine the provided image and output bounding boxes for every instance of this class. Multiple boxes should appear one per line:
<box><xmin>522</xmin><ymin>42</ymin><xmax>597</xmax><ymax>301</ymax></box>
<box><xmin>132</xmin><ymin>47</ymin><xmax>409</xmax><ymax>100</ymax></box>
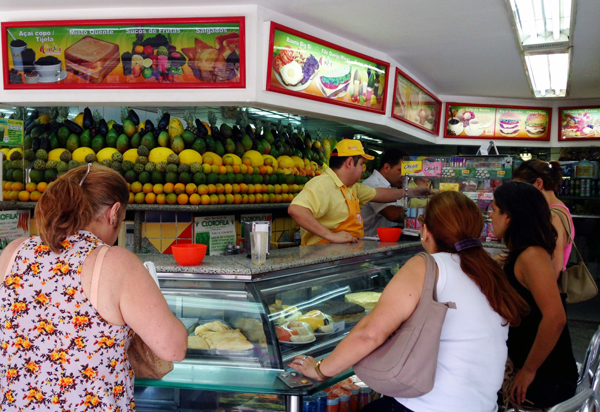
<box><xmin>400</xmin><ymin>155</ymin><xmax>514</xmax><ymax>242</ymax></box>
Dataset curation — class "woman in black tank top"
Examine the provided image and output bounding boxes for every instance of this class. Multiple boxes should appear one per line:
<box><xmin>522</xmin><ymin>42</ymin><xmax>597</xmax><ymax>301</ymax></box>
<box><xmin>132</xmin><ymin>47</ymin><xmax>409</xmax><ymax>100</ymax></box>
<box><xmin>491</xmin><ymin>182</ymin><xmax>577</xmax><ymax>408</ymax></box>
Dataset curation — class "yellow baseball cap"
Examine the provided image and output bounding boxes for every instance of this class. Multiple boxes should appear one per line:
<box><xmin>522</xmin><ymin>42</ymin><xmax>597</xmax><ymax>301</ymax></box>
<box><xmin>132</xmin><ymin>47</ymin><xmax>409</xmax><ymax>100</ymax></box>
<box><xmin>331</xmin><ymin>139</ymin><xmax>374</xmax><ymax>160</ymax></box>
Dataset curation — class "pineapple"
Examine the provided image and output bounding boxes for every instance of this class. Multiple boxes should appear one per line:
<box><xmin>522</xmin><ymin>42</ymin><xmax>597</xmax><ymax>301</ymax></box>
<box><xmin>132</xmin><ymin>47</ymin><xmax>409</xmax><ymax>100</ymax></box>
<box><xmin>208</xmin><ymin>110</ymin><xmax>219</xmax><ymax>136</ymax></box>
<box><xmin>58</xmin><ymin>107</ymin><xmax>70</xmax><ymax>123</ymax></box>
<box><xmin>93</xmin><ymin>110</ymin><xmax>103</xmax><ymax>126</ymax></box>
<box><xmin>183</xmin><ymin>110</ymin><xmax>198</xmax><ymax>135</ymax></box>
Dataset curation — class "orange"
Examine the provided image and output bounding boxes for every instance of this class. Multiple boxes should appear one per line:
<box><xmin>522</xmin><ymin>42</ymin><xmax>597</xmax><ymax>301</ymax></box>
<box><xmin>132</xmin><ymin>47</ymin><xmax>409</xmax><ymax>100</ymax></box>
<box><xmin>201</xmin><ymin>194</ymin><xmax>210</xmax><ymax>205</ymax></box>
<box><xmin>254</xmin><ymin>184</ymin><xmax>262</xmax><ymax>194</ymax></box>
<box><xmin>25</xmin><ymin>182</ymin><xmax>37</xmax><ymax>192</ymax></box>
<box><xmin>166</xmin><ymin>193</ymin><xmax>177</xmax><ymax>204</ymax></box>
<box><xmin>153</xmin><ymin>184</ymin><xmax>164</xmax><ymax>194</ymax></box>
<box><xmin>203</xmin><ymin>154</ymin><xmax>214</xmax><ymax>165</ymax></box>
<box><xmin>241</xmin><ymin>194</ymin><xmax>248</xmax><ymax>204</ymax></box>
<box><xmin>253</xmin><ymin>167</ymin><xmax>260</xmax><ymax>175</ymax></box>
<box><xmin>225</xmin><ymin>194</ymin><xmax>234</xmax><ymax>204</ymax></box>
<box><xmin>18</xmin><ymin>191</ymin><xmax>30</xmax><ymax>202</ymax></box>
<box><xmin>145</xmin><ymin>192</ymin><xmax>156</xmax><ymax>204</ymax></box>
<box><xmin>186</xmin><ymin>183</ymin><xmax>197</xmax><ymax>195</ymax></box>
<box><xmin>258</xmin><ymin>165</ymin><xmax>267</xmax><ymax>175</ymax></box>
<box><xmin>156</xmin><ymin>193</ymin><xmax>166</xmax><ymax>204</ymax></box>
<box><xmin>232</xmin><ymin>164</ymin><xmax>241</xmax><ymax>174</ymax></box>
<box><xmin>209</xmin><ymin>194</ymin><xmax>219</xmax><ymax>205</ymax></box>
<box><xmin>189</xmin><ymin>193</ymin><xmax>201</xmax><ymax>205</ymax></box>
<box><xmin>240</xmin><ymin>164</ymin><xmax>248</xmax><ymax>174</ymax></box>
<box><xmin>225</xmin><ymin>165</ymin><xmax>234</xmax><ymax>174</ymax></box>
<box><xmin>232</xmin><ymin>183</ymin><xmax>240</xmax><ymax>194</ymax></box>
<box><xmin>281</xmin><ymin>184</ymin><xmax>289</xmax><ymax>193</ymax></box>
<box><xmin>234</xmin><ymin>194</ymin><xmax>242</xmax><ymax>204</ymax></box>
<box><xmin>4</xmin><ymin>182</ymin><xmax>12</xmax><ymax>191</ymax></box>
<box><xmin>11</xmin><ymin>182</ymin><xmax>23</xmax><ymax>192</ymax></box>
<box><xmin>30</xmin><ymin>191</ymin><xmax>42</xmax><ymax>202</ymax></box>
<box><xmin>202</xmin><ymin>163</ymin><xmax>212</xmax><ymax>174</ymax></box>
<box><xmin>211</xmin><ymin>165</ymin><xmax>220</xmax><ymax>174</ymax></box>
<box><xmin>265</xmin><ymin>166</ymin><xmax>274</xmax><ymax>175</ymax></box>
<box><xmin>247</xmin><ymin>184</ymin><xmax>255</xmax><ymax>194</ymax></box>
<box><xmin>134</xmin><ymin>192</ymin><xmax>145</xmax><ymax>204</ymax></box>
<box><xmin>217</xmin><ymin>194</ymin><xmax>225</xmax><ymax>204</ymax></box>
<box><xmin>292</xmin><ymin>184</ymin><xmax>299</xmax><ymax>193</ymax></box>
<box><xmin>262</xmin><ymin>184</ymin><xmax>268</xmax><ymax>193</ymax></box>
<box><xmin>275</xmin><ymin>194</ymin><xmax>283</xmax><ymax>203</ymax></box>
<box><xmin>255</xmin><ymin>193</ymin><xmax>263</xmax><ymax>204</ymax></box>
<box><xmin>207</xmin><ymin>184</ymin><xmax>217</xmax><ymax>194</ymax></box>
<box><xmin>9</xmin><ymin>191</ymin><xmax>19</xmax><ymax>201</ymax></box>
<box><xmin>269</xmin><ymin>193</ymin><xmax>276</xmax><ymax>203</ymax></box>
<box><xmin>242</xmin><ymin>157</ymin><xmax>253</xmax><ymax>167</ymax></box>
<box><xmin>174</xmin><ymin>183</ymin><xmax>186</xmax><ymax>195</ymax></box>
<box><xmin>127</xmin><ymin>182</ymin><xmax>132</xmax><ymax>192</ymax></box>
<box><xmin>248</xmin><ymin>194</ymin><xmax>255</xmax><ymax>204</ymax></box>
<box><xmin>177</xmin><ymin>193</ymin><xmax>189</xmax><ymax>205</ymax></box>
<box><xmin>128</xmin><ymin>192</ymin><xmax>134</xmax><ymax>204</ymax></box>
<box><xmin>198</xmin><ymin>184</ymin><xmax>208</xmax><ymax>195</ymax></box>
<box><xmin>131</xmin><ymin>182</ymin><xmax>142</xmax><ymax>193</ymax></box>
<box><xmin>143</xmin><ymin>183</ymin><xmax>154</xmax><ymax>194</ymax></box>
<box><xmin>239</xmin><ymin>183</ymin><xmax>248</xmax><ymax>194</ymax></box>
<box><xmin>215</xmin><ymin>183</ymin><xmax>225</xmax><ymax>194</ymax></box>
<box><xmin>224</xmin><ymin>183</ymin><xmax>232</xmax><ymax>194</ymax></box>
<box><xmin>274</xmin><ymin>184</ymin><xmax>282</xmax><ymax>194</ymax></box>
<box><xmin>163</xmin><ymin>182</ymin><xmax>174</xmax><ymax>194</ymax></box>
<box><xmin>218</xmin><ymin>165</ymin><xmax>227</xmax><ymax>175</ymax></box>
<box><xmin>3</xmin><ymin>191</ymin><xmax>9</xmax><ymax>200</ymax></box>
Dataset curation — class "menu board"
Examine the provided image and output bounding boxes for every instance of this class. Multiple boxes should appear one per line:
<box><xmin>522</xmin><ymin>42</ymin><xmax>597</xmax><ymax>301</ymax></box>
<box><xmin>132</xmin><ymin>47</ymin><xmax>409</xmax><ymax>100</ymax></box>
<box><xmin>0</xmin><ymin>119</ymin><xmax>23</xmax><ymax>147</ymax></box>
<box><xmin>392</xmin><ymin>68</ymin><xmax>441</xmax><ymax>135</ymax></box>
<box><xmin>444</xmin><ymin>103</ymin><xmax>552</xmax><ymax>141</ymax></box>
<box><xmin>559</xmin><ymin>107</ymin><xmax>600</xmax><ymax>141</ymax></box>
<box><xmin>267</xmin><ymin>23</ymin><xmax>389</xmax><ymax>114</ymax></box>
<box><xmin>2</xmin><ymin>18</ymin><xmax>245</xmax><ymax>89</ymax></box>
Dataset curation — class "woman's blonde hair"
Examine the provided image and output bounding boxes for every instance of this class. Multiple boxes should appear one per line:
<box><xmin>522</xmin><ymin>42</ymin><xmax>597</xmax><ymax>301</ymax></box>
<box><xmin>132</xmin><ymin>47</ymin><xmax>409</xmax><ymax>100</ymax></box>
<box><xmin>35</xmin><ymin>165</ymin><xmax>129</xmax><ymax>253</ymax></box>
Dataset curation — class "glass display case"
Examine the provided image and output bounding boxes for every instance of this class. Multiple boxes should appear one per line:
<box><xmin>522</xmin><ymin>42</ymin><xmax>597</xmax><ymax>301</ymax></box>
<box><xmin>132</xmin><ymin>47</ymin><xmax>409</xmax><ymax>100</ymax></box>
<box><xmin>134</xmin><ymin>244</ymin><xmax>421</xmax><ymax>412</ymax></box>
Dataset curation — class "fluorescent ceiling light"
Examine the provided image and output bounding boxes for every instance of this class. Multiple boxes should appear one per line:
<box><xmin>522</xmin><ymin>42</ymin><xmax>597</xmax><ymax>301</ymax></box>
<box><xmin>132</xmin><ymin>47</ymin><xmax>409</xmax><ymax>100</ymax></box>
<box><xmin>524</xmin><ymin>53</ymin><xmax>569</xmax><ymax>97</ymax></box>
<box><xmin>354</xmin><ymin>134</ymin><xmax>383</xmax><ymax>144</ymax></box>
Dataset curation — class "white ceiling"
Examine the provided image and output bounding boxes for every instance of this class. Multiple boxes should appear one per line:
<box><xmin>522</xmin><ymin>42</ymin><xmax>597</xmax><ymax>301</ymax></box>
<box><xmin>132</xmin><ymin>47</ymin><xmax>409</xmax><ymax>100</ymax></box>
<box><xmin>2</xmin><ymin>0</ymin><xmax>599</xmax><ymax>101</ymax></box>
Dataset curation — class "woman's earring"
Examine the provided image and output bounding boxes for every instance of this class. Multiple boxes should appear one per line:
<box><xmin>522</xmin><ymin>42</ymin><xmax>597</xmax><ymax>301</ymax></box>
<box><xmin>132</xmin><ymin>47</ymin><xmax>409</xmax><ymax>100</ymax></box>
<box><xmin>111</xmin><ymin>219</ymin><xmax>115</xmax><ymax>225</ymax></box>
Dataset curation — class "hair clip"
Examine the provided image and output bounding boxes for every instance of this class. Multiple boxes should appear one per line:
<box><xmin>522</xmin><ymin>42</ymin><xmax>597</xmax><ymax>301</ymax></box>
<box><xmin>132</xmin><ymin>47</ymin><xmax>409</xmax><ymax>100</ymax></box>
<box><xmin>79</xmin><ymin>163</ymin><xmax>92</xmax><ymax>186</ymax></box>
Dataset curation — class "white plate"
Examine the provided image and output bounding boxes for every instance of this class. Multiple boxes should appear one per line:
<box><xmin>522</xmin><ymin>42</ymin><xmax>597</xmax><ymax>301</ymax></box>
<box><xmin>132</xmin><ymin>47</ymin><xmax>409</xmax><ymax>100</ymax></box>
<box><xmin>38</xmin><ymin>69</ymin><xmax>67</xmax><ymax>83</ymax></box>
<box><xmin>465</xmin><ymin>125</ymin><xmax>484</xmax><ymax>137</ymax></box>
<box><xmin>280</xmin><ymin>336</ymin><xmax>316</xmax><ymax>345</ymax></box>
<box><xmin>273</xmin><ymin>69</ymin><xmax>317</xmax><ymax>92</ymax></box>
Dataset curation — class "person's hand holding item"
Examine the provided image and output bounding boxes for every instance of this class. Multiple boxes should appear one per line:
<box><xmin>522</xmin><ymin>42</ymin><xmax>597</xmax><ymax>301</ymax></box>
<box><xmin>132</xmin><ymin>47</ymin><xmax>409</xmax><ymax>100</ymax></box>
<box><xmin>289</xmin><ymin>355</ymin><xmax>323</xmax><ymax>381</ymax></box>
<box><xmin>406</xmin><ymin>186</ymin><xmax>431</xmax><ymax>197</ymax></box>
<box><xmin>328</xmin><ymin>231</ymin><xmax>358</xmax><ymax>244</ymax></box>
<box><xmin>510</xmin><ymin>367</ymin><xmax>536</xmax><ymax>406</ymax></box>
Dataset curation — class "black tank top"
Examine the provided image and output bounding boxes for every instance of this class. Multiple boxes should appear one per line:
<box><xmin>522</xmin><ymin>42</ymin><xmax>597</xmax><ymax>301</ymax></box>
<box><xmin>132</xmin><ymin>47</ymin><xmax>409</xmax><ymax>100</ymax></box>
<box><xmin>504</xmin><ymin>249</ymin><xmax>578</xmax><ymax>383</ymax></box>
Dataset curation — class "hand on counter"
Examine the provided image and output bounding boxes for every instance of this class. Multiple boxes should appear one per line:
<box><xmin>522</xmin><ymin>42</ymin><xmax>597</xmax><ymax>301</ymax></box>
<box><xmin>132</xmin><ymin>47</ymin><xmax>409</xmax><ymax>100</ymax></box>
<box><xmin>289</xmin><ymin>355</ymin><xmax>323</xmax><ymax>381</ymax></box>
<box><xmin>328</xmin><ymin>231</ymin><xmax>358</xmax><ymax>244</ymax></box>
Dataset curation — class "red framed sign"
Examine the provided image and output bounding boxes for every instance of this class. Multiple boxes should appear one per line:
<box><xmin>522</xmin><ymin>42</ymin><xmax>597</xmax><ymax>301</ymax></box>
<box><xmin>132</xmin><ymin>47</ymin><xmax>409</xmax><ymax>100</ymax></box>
<box><xmin>444</xmin><ymin>102</ymin><xmax>552</xmax><ymax>141</ymax></box>
<box><xmin>391</xmin><ymin>67</ymin><xmax>441</xmax><ymax>135</ymax></box>
<box><xmin>559</xmin><ymin>106</ymin><xmax>600</xmax><ymax>141</ymax></box>
<box><xmin>2</xmin><ymin>17</ymin><xmax>245</xmax><ymax>89</ymax></box>
<box><xmin>266</xmin><ymin>22</ymin><xmax>389</xmax><ymax>114</ymax></box>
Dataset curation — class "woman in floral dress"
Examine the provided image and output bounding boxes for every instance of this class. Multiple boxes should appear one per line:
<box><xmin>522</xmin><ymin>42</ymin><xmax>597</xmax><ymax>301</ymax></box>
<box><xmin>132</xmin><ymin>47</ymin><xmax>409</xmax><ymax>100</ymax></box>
<box><xmin>0</xmin><ymin>165</ymin><xmax>187</xmax><ymax>411</ymax></box>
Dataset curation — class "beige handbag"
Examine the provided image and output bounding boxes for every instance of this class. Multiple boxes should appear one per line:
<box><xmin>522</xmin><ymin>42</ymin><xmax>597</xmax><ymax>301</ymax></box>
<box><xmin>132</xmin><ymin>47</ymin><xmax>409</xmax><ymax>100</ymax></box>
<box><xmin>353</xmin><ymin>252</ymin><xmax>456</xmax><ymax>398</ymax></box>
<box><xmin>552</xmin><ymin>207</ymin><xmax>598</xmax><ymax>304</ymax></box>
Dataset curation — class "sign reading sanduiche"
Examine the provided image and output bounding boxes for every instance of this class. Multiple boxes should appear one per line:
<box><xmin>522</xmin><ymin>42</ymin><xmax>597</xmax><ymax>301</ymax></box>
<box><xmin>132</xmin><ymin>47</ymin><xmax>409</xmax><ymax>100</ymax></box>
<box><xmin>266</xmin><ymin>23</ymin><xmax>390</xmax><ymax>114</ymax></box>
<box><xmin>2</xmin><ymin>17</ymin><xmax>245</xmax><ymax>89</ymax></box>
<box><xmin>444</xmin><ymin>103</ymin><xmax>552</xmax><ymax>141</ymax></box>
<box><xmin>0</xmin><ymin>210</ymin><xmax>30</xmax><ymax>249</ymax></box>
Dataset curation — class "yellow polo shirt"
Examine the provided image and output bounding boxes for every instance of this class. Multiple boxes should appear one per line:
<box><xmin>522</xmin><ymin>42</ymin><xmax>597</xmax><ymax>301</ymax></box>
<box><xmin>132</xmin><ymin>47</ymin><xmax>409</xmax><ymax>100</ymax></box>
<box><xmin>291</xmin><ymin>167</ymin><xmax>376</xmax><ymax>245</ymax></box>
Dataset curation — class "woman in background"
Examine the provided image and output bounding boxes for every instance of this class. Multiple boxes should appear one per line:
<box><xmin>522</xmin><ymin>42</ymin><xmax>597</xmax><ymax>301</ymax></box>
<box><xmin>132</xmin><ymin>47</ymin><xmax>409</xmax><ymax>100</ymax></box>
<box><xmin>491</xmin><ymin>182</ymin><xmax>577</xmax><ymax>408</ymax></box>
<box><xmin>513</xmin><ymin>160</ymin><xmax>573</xmax><ymax>279</ymax></box>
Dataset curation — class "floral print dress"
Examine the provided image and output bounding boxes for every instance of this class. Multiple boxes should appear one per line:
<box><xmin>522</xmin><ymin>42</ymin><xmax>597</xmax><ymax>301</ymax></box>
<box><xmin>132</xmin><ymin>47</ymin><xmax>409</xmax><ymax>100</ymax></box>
<box><xmin>0</xmin><ymin>231</ymin><xmax>135</xmax><ymax>411</ymax></box>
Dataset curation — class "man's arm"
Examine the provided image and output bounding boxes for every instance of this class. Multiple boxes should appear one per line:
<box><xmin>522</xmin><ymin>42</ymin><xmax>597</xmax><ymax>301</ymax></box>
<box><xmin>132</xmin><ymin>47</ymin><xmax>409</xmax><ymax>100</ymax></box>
<box><xmin>288</xmin><ymin>204</ymin><xmax>357</xmax><ymax>244</ymax></box>
<box><xmin>379</xmin><ymin>205</ymin><xmax>405</xmax><ymax>222</ymax></box>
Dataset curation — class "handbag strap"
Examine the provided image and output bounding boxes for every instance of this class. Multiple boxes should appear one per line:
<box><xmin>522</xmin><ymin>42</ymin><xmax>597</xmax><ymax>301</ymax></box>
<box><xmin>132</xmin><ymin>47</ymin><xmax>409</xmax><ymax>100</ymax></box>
<box><xmin>90</xmin><ymin>246</ymin><xmax>109</xmax><ymax>308</ymax></box>
<box><xmin>418</xmin><ymin>252</ymin><xmax>456</xmax><ymax>309</ymax></box>
<box><xmin>551</xmin><ymin>207</ymin><xmax>586</xmax><ymax>265</ymax></box>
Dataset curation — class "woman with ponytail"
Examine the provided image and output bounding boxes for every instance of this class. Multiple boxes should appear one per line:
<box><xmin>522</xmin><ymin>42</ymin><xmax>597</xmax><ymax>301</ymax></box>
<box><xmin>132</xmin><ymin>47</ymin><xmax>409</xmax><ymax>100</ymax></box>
<box><xmin>290</xmin><ymin>191</ymin><xmax>528</xmax><ymax>412</ymax></box>
<box><xmin>491</xmin><ymin>182</ymin><xmax>577</xmax><ymax>408</ymax></box>
<box><xmin>513</xmin><ymin>159</ymin><xmax>572</xmax><ymax>279</ymax></box>
<box><xmin>0</xmin><ymin>165</ymin><xmax>187</xmax><ymax>411</ymax></box>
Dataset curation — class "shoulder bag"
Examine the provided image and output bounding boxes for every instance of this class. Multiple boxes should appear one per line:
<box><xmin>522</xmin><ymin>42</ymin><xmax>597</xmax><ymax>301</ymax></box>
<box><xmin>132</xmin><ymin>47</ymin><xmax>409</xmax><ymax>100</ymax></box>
<box><xmin>552</xmin><ymin>207</ymin><xmax>598</xmax><ymax>304</ymax></box>
<box><xmin>353</xmin><ymin>252</ymin><xmax>456</xmax><ymax>398</ymax></box>
<box><xmin>91</xmin><ymin>246</ymin><xmax>174</xmax><ymax>379</ymax></box>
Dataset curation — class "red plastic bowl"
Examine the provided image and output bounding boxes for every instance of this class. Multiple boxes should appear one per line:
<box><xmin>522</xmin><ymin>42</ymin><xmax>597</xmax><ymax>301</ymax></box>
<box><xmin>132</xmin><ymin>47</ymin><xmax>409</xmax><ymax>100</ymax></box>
<box><xmin>172</xmin><ymin>244</ymin><xmax>207</xmax><ymax>266</ymax></box>
<box><xmin>377</xmin><ymin>227</ymin><xmax>402</xmax><ymax>242</ymax></box>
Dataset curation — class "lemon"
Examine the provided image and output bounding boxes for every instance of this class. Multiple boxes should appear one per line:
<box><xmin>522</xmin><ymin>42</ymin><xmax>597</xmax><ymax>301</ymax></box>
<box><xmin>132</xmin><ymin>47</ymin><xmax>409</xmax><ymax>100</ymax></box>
<box><xmin>143</xmin><ymin>58</ymin><xmax>153</xmax><ymax>68</ymax></box>
<box><xmin>132</xmin><ymin>55</ymin><xmax>144</xmax><ymax>67</ymax></box>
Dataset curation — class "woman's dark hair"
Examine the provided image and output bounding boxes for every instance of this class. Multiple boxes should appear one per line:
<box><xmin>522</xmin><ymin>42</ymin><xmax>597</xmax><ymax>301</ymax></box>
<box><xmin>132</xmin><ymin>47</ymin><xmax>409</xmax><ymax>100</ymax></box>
<box><xmin>328</xmin><ymin>155</ymin><xmax>362</xmax><ymax>169</ymax></box>
<box><xmin>513</xmin><ymin>159</ymin><xmax>563</xmax><ymax>191</ymax></box>
<box><xmin>493</xmin><ymin>181</ymin><xmax>557</xmax><ymax>257</ymax></box>
<box><xmin>423</xmin><ymin>191</ymin><xmax>528</xmax><ymax>325</ymax></box>
<box><xmin>35</xmin><ymin>165</ymin><xmax>129</xmax><ymax>253</ymax></box>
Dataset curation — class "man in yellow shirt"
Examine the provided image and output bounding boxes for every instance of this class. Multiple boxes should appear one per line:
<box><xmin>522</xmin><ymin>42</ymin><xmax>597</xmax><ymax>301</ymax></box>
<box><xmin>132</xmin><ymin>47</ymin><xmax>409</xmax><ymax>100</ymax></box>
<box><xmin>289</xmin><ymin>140</ymin><xmax>429</xmax><ymax>245</ymax></box>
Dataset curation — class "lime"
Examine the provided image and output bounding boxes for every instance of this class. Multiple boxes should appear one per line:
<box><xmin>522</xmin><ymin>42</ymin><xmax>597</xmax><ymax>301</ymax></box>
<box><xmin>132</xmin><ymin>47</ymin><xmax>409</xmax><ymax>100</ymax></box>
<box><xmin>217</xmin><ymin>174</ymin><xmax>228</xmax><ymax>185</ymax></box>
<box><xmin>207</xmin><ymin>172</ymin><xmax>218</xmax><ymax>185</ymax></box>
<box><xmin>192</xmin><ymin>172</ymin><xmax>206</xmax><ymax>186</ymax></box>
<box><xmin>143</xmin><ymin>58</ymin><xmax>153</xmax><ymax>68</ymax></box>
<box><xmin>142</xmin><ymin>67</ymin><xmax>153</xmax><ymax>79</ymax></box>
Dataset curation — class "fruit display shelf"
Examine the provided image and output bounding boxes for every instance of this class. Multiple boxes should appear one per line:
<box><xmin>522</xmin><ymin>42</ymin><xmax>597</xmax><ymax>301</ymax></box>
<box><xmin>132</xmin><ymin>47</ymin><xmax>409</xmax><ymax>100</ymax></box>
<box><xmin>0</xmin><ymin>201</ymin><xmax>291</xmax><ymax>212</ymax></box>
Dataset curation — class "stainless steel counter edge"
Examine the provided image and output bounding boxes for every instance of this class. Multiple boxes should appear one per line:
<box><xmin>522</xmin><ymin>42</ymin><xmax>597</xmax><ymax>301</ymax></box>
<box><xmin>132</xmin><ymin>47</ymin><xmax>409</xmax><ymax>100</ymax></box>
<box><xmin>139</xmin><ymin>240</ymin><xmax>507</xmax><ymax>277</ymax></box>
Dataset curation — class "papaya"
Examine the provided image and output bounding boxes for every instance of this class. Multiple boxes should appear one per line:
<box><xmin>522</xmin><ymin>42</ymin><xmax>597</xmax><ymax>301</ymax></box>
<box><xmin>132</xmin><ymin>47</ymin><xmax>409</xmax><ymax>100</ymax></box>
<box><xmin>80</xmin><ymin>129</ymin><xmax>92</xmax><ymax>148</ymax></box>
<box><xmin>191</xmin><ymin>138</ymin><xmax>207</xmax><ymax>154</ymax></box>
<box><xmin>141</xmin><ymin>132</ymin><xmax>156</xmax><ymax>151</ymax></box>
<box><xmin>215</xmin><ymin>140</ymin><xmax>225</xmax><ymax>157</ymax></box>
<box><xmin>91</xmin><ymin>136</ymin><xmax>105</xmax><ymax>153</ymax></box>
<box><xmin>130</xmin><ymin>133</ymin><xmax>141</xmax><ymax>148</ymax></box>
<box><xmin>168</xmin><ymin>118</ymin><xmax>184</xmax><ymax>139</ymax></box>
<box><xmin>23</xmin><ymin>135</ymin><xmax>32</xmax><ymax>150</ymax></box>
<box><xmin>224</xmin><ymin>138</ymin><xmax>235</xmax><ymax>154</ymax></box>
<box><xmin>123</xmin><ymin>119</ymin><xmax>137</xmax><ymax>138</ymax></box>
<box><xmin>30</xmin><ymin>126</ymin><xmax>44</xmax><ymax>139</ymax></box>
<box><xmin>116</xmin><ymin>134</ymin><xmax>130</xmax><ymax>153</ymax></box>
<box><xmin>171</xmin><ymin>135</ymin><xmax>184</xmax><ymax>154</ymax></box>
<box><xmin>106</xmin><ymin>133</ymin><xmax>119</xmax><ymax>149</ymax></box>
<box><xmin>220</xmin><ymin>123</ymin><xmax>233</xmax><ymax>139</ymax></box>
<box><xmin>58</xmin><ymin>126</ymin><xmax>70</xmax><ymax>145</ymax></box>
<box><xmin>49</xmin><ymin>132</ymin><xmax>60</xmax><ymax>150</ymax></box>
<box><xmin>66</xmin><ymin>134</ymin><xmax>80</xmax><ymax>153</ymax></box>
<box><xmin>241</xmin><ymin>134</ymin><xmax>253</xmax><ymax>151</ymax></box>
<box><xmin>205</xmin><ymin>136</ymin><xmax>216</xmax><ymax>152</ymax></box>
<box><xmin>158</xmin><ymin>131</ymin><xmax>169</xmax><ymax>147</ymax></box>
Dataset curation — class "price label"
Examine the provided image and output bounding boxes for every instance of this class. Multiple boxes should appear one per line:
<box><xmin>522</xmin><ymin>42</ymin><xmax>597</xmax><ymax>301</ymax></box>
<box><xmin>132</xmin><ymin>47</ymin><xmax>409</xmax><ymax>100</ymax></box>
<box><xmin>497</xmin><ymin>170</ymin><xmax>505</xmax><ymax>176</ymax></box>
<box><xmin>440</xmin><ymin>183</ymin><xmax>459</xmax><ymax>192</ymax></box>
<box><xmin>461</xmin><ymin>169</ymin><xmax>471</xmax><ymax>175</ymax></box>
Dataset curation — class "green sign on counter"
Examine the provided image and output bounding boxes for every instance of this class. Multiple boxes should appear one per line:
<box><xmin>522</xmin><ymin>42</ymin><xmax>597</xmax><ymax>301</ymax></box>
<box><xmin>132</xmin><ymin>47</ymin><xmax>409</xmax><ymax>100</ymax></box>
<box><xmin>194</xmin><ymin>215</ymin><xmax>236</xmax><ymax>256</ymax></box>
<box><xmin>0</xmin><ymin>119</ymin><xmax>23</xmax><ymax>147</ymax></box>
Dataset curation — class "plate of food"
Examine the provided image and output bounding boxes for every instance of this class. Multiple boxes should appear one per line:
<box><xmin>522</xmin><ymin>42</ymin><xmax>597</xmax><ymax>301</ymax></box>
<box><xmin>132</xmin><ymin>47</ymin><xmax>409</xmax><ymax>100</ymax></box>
<box><xmin>297</xmin><ymin>310</ymin><xmax>334</xmax><ymax>337</ymax></box>
<box><xmin>315</xmin><ymin>65</ymin><xmax>351</xmax><ymax>99</ymax></box>
<box><xmin>272</xmin><ymin>46</ymin><xmax>320</xmax><ymax>91</ymax></box>
<box><xmin>276</xmin><ymin>321</ymin><xmax>316</xmax><ymax>344</ymax></box>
